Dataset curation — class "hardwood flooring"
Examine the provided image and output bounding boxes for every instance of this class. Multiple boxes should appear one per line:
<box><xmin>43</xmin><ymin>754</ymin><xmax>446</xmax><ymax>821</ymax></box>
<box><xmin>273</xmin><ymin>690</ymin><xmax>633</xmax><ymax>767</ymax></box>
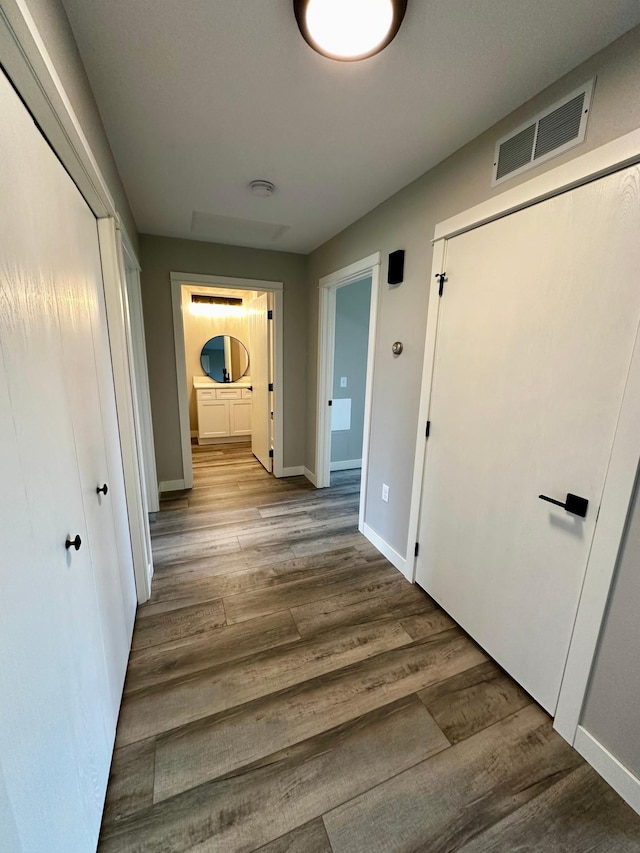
<box><xmin>98</xmin><ymin>443</ymin><xmax>640</xmax><ymax>852</ymax></box>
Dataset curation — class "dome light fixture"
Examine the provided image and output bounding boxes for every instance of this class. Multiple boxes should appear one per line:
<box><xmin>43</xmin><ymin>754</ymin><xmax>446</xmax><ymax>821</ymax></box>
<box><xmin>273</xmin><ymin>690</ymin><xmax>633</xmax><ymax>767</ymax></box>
<box><xmin>294</xmin><ymin>0</ymin><xmax>407</xmax><ymax>62</ymax></box>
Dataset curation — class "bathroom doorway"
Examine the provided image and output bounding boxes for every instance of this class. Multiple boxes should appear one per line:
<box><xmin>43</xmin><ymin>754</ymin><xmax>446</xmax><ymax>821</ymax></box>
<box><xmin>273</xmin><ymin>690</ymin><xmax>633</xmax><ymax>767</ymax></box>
<box><xmin>170</xmin><ymin>273</ymin><xmax>284</xmax><ymax>489</ymax></box>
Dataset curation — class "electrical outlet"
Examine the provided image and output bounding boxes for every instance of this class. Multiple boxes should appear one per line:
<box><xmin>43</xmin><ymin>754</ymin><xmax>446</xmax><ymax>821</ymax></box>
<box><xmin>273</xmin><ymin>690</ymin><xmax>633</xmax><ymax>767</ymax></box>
<box><xmin>382</xmin><ymin>484</ymin><xmax>389</xmax><ymax>502</ymax></box>
<box><xmin>340</xmin><ymin>376</ymin><xmax>347</xmax><ymax>388</ymax></box>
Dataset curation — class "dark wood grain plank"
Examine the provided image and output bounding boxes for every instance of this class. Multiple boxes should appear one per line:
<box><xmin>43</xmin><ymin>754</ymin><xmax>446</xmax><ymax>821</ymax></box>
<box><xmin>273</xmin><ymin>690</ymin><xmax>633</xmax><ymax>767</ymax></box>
<box><xmin>399</xmin><ymin>609</ymin><xmax>457</xmax><ymax>639</ymax></box>
<box><xmin>323</xmin><ymin>705</ymin><xmax>583</xmax><ymax>853</ymax></box>
<box><xmin>101</xmin><ymin>738</ymin><xmax>155</xmax><ymax>827</ymax></box>
<box><xmin>253</xmin><ymin>819</ymin><xmax>332</xmax><ymax>853</ymax></box>
<box><xmin>124</xmin><ymin>611</ymin><xmax>300</xmax><ymax>694</ymax></box>
<box><xmin>458</xmin><ymin>763</ymin><xmax>640</xmax><ymax>852</ymax></box>
<box><xmin>139</xmin><ymin>549</ymin><xmax>372</xmax><ymax>617</ymax></box>
<box><xmin>223</xmin><ymin>561</ymin><xmax>398</xmax><ymax>624</ymax></box>
<box><xmin>116</xmin><ymin>619</ymin><xmax>415</xmax><ymax>747</ymax></box>
<box><xmin>99</xmin><ymin>696</ymin><xmax>447</xmax><ymax>853</ymax></box>
<box><xmin>130</xmin><ymin>599</ymin><xmax>226</xmax><ymax>650</ymax></box>
<box><xmin>153</xmin><ymin>627</ymin><xmax>482</xmax><ymax>800</ymax></box>
<box><xmin>418</xmin><ymin>660</ymin><xmax>532</xmax><ymax>744</ymax></box>
<box><xmin>290</xmin><ymin>577</ymin><xmax>436</xmax><ymax>637</ymax></box>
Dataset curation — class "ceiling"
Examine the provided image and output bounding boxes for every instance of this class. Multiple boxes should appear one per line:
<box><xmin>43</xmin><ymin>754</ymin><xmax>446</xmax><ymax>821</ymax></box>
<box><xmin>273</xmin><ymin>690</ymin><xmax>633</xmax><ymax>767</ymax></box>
<box><xmin>61</xmin><ymin>0</ymin><xmax>640</xmax><ymax>254</ymax></box>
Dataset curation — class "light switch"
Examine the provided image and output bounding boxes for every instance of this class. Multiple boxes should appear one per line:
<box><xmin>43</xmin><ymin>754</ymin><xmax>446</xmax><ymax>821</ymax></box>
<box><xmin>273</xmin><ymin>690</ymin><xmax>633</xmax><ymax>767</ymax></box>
<box><xmin>340</xmin><ymin>377</ymin><xmax>347</xmax><ymax>388</ymax></box>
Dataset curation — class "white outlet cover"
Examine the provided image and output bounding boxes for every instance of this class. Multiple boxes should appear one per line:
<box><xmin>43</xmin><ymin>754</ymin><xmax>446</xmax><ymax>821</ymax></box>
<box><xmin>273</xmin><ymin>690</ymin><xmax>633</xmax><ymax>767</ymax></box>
<box><xmin>382</xmin><ymin>484</ymin><xmax>389</xmax><ymax>502</ymax></box>
<box><xmin>340</xmin><ymin>376</ymin><xmax>347</xmax><ymax>388</ymax></box>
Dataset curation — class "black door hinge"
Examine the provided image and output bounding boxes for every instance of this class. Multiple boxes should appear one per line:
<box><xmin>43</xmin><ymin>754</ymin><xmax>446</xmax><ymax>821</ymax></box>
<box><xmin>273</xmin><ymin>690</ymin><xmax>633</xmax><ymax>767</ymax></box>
<box><xmin>268</xmin><ymin>382</ymin><xmax>274</xmax><ymax>392</ymax></box>
<box><xmin>269</xmin><ymin>448</ymin><xmax>274</xmax><ymax>458</ymax></box>
<box><xmin>435</xmin><ymin>272</ymin><xmax>447</xmax><ymax>296</ymax></box>
<box><xmin>414</xmin><ymin>542</ymin><xmax>420</xmax><ymax>557</ymax></box>
<box><xmin>267</xmin><ymin>309</ymin><xmax>273</xmax><ymax>320</ymax></box>
<box><xmin>425</xmin><ymin>420</ymin><xmax>431</xmax><ymax>438</ymax></box>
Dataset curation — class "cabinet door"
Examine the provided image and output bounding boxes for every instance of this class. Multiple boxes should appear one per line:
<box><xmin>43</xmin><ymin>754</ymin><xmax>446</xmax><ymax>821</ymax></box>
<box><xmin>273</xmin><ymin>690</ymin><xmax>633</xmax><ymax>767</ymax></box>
<box><xmin>0</xmin><ymin>67</ymin><xmax>121</xmax><ymax>852</ymax></box>
<box><xmin>199</xmin><ymin>399</ymin><xmax>230</xmax><ymax>437</ymax></box>
<box><xmin>230</xmin><ymin>399</ymin><xmax>252</xmax><ymax>435</ymax></box>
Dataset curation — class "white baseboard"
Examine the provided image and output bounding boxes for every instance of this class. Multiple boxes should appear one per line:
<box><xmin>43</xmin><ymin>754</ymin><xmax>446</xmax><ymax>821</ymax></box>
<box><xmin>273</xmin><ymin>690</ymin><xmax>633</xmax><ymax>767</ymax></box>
<box><xmin>361</xmin><ymin>522</ymin><xmax>408</xmax><ymax>578</ymax></box>
<box><xmin>303</xmin><ymin>467</ymin><xmax>318</xmax><ymax>487</ymax></box>
<box><xmin>574</xmin><ymin>726</ymin><xmax>640</xmax><ymax>815</ymax></box>
<box><xmin>330</xmin><ymin>458</ymin><xmax>362</xmax><ymax>472</ymax></box>
<box><xmin>159</xmin><ymin>479</ymin><xmax>186</xmax><ymax>493</ymax></box>
<box><xmin>278</xmin><ymin>466</ymin><xmax>305</xmax><ymax>478</ymax></box>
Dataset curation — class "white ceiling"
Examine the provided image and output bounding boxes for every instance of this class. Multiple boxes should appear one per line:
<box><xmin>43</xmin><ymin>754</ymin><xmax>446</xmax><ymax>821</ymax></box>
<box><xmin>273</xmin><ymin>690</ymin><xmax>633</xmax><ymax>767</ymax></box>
<box><xmin>61</xmin><ymin>0</ymin><xmax>640</xmax><ymax>254</ymax></box>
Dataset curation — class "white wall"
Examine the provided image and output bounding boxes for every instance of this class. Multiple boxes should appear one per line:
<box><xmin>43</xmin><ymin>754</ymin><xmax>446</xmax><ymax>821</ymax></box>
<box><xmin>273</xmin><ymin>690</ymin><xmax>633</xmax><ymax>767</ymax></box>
<box><xmin>331</xmin><ymin>277</ymin><xmax>371</xmax><ymax>467</ymax></box>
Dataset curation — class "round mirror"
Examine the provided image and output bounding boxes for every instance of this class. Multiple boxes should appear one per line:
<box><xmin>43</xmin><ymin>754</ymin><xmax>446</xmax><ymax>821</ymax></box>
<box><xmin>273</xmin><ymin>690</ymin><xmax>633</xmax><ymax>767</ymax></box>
<box><xmin>200</xmin><ymin>335</ymin><xmax>249</xmax><ymax>383</ymax></box>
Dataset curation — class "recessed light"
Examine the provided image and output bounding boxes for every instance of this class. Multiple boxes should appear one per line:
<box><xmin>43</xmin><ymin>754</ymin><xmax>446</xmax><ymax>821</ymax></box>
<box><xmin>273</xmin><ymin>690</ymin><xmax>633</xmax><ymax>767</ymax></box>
<box><xmin>249</xmin><ymin>180</ymin><xmax>276</xmax><ymax>198</ymax></box>
<box><xmin>294</xmin><ymin>0</ymin><xmax>407</xmax><ymax>62</ymax></box>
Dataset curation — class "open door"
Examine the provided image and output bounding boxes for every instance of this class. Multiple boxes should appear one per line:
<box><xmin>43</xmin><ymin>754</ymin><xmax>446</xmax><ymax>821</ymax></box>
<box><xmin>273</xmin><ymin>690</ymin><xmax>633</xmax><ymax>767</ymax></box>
<box><xmin>248</xmin><ymin>293</ymin><xmax>272</xmax><ymax>472</ymax></box>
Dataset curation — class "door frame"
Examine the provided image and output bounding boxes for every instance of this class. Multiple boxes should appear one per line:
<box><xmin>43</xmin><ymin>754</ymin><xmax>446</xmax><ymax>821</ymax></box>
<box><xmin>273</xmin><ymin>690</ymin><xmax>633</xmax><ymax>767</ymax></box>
<box><xmin>407</xmin><ymin>129</ymin><xmax>640</xmax><ymax>774</ymax></box>
<box><xmin>316</xmin><ymin>253</ymin><xmax>380</xmax><ymax>531</ymax></box>
<box><xmin>170</xmin><ymin>272</ymin><xmax>284</xmax><ymax>489</ymax></box>
<box><xmin>122</xmin><ymin>236</ymin><xmax>159</xmax><ymax>514</ymax></box>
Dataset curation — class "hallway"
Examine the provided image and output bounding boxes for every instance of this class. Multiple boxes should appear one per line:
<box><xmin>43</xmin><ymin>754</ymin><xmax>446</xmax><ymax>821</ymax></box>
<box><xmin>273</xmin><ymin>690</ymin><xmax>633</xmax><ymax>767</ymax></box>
<box><xmin>98</xmin><ymin>445</ymin><xmax>640</xmax><ymax>852</ymax></box>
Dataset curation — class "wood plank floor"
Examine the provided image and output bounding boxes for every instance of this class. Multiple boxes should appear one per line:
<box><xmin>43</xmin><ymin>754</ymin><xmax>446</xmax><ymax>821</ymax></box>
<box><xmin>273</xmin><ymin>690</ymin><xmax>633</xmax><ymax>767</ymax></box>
<box><xmin>98</xmin><ymin>443</ymin><xmax>640</xmax><ymax>852</ymax></box>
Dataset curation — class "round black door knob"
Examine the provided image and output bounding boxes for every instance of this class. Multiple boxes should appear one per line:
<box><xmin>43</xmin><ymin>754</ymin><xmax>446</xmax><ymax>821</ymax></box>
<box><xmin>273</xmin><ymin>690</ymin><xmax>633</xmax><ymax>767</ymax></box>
<box><xmin>96</xmin><ymin>484</ymin><xmax>109</xmax><ymax>496</ymax></box>
<box><xmin>65</xmin><ymin>535</ymin><xmax>82</xmax><ymax>551</ymax></box>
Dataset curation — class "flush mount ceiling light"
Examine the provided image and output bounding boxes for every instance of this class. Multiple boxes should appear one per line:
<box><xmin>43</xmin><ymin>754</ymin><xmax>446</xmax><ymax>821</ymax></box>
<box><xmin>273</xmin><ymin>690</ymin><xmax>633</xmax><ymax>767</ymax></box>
<box><xmin>294</xmin><ymin>0</ymin><xmax>407</xmax><ymax>61</ymax></box>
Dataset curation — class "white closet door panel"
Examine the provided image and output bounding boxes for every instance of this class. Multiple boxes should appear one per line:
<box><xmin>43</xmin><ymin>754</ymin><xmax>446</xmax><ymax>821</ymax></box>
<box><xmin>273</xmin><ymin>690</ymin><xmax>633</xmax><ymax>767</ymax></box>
<box><xmin>0</xmin><ymin>68</ymin><xmax>116</xmax><ymax>851</ymax></box>
<box><xmin>54</xmin><ymin>214</ymin><xmax>132</xmax><ymax>729</ymax></box>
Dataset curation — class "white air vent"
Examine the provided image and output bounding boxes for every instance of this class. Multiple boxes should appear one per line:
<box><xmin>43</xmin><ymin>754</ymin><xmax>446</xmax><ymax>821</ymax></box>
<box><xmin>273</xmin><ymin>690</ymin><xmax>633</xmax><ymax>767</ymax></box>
<box><xmin>492</xmin><ymin>80</ymin><xmax>594</xmax><ymax>186</ymax></box>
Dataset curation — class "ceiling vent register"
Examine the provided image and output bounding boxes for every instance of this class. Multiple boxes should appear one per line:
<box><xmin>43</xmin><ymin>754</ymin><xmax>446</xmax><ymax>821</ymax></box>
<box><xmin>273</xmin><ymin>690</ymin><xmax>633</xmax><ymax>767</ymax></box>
<box><xmin>492</xmin><ymin>80</ymin><xmax>594</xmax><ymax>186</ymax></box>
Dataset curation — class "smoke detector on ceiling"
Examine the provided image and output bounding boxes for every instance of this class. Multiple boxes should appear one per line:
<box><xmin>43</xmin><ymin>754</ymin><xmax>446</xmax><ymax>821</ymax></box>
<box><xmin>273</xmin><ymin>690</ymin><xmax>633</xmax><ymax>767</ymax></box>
<box><xmin>249</xmin><ymin>180</ymin><xmax>276</xmax><ymax>198</ymax></box>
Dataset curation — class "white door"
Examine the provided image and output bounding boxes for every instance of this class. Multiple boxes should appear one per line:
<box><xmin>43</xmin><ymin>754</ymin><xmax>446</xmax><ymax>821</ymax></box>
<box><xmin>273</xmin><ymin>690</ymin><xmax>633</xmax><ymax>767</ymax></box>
<box><xmin>248</xmin><ymin>293</ymin><xmax>273</xmax><ymax>472</ymax></box>
<box><xmin>0</xmin><ymin>67</ymin><xmax>129</xmax><ymax>851</ymax></box>
<box><xmin>416</xmin><ymin>165</ymin><xmax>640</xmax><ymax>714</ymax></box>
<box><xmin>55</xmin><ymin>217</ymin><xmax>134</xmax><ymax>729</ymax></box>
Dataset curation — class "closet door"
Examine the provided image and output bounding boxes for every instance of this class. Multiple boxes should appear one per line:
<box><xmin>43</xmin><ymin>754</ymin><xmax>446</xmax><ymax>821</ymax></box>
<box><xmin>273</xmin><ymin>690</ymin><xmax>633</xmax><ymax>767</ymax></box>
<box><xmin>0</xmin><ymin>68</ymin><xmax>127</xmax><ymax>851</ymax></box>
<box><xmin>55</xmin><ymin>216</ymin><xmax>135</xmax><ymax>729</ymax></box>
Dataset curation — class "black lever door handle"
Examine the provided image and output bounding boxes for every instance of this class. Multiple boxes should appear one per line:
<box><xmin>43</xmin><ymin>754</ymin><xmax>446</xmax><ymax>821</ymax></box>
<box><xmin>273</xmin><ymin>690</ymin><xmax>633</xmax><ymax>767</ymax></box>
<box><xmin>65</xmin><ymin>534</ymin><xmax>82</xmax><ymax>551</ymax></box>
<box><xmin>539</xmin><ymin>492</ymin><xmax>588</xmax><ymax>518</ymax></box>
<box><xmin>96</xmin><ymin>483</ymin><xmax>109</xmax><ymax>495</ymax></box>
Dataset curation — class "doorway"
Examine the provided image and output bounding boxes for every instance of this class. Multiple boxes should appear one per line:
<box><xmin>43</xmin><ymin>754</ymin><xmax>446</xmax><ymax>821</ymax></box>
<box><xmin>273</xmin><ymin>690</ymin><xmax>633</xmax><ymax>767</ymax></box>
<box><xmin>316</xmin><ymin>254</ymin><xmax>380</xmax><ymax>530</ymax></box>
<box><xmin>170</xmin><ymin>273</ymin><xmax>284</xmax><ymax>489</ymax></box>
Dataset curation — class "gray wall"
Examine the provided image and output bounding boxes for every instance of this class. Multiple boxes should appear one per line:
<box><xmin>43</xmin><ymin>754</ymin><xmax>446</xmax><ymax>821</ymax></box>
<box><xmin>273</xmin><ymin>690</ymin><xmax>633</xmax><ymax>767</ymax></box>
<box><xmin>139</xmin><ymin>234</ymin><xmax>307</xmax><ymax>483</ymax></box>
<box><xmin>331</xmin><ymin>277</ymin><xmax>371</xmax><ymax>466</ymax></box>
<box><xmin>306</xmin><ymin>25</ymin><xmax>640</xmax><ymax>558</ymax></box>
<box><xmin>23</xmin><ymin>0</ymin><xmax>138</xmax><ymax>252</ymax></box>
<box><xmin>581</xmin><ymin>477</ymin><xmax>640</xmax><ymax>778</ymax></box>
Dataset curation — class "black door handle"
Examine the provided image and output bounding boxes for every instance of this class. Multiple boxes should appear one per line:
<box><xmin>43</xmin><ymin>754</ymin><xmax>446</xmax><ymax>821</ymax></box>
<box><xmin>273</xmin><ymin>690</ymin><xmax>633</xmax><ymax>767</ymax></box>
<box><xmin>96</xmin><ymin>483</ymin><xmax>108</xmax><ymax>495</ymax></box>
<box><xmin>539</xmin><ymin>492</ymin><xmax>588</xmax><ymax>518</ymax></box>
<box><xmin>65</xmin><ymin>534</ymin><xmax>82</xmax><ymax>551</ymax></box>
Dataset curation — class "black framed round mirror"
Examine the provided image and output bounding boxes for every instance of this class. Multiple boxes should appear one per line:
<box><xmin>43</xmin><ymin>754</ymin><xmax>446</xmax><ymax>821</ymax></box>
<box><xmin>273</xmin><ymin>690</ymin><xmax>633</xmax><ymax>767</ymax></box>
<box><xmin>200</xmin><ymin>335</ymin><xmax>249</xmax><ymax>383</ymax></box>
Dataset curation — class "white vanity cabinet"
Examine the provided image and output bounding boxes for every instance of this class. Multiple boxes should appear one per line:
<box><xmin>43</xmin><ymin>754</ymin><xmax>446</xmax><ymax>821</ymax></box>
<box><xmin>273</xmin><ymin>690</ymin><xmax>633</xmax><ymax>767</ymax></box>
<box><xmin>195</xmin><ymin>381</ymin><xmax>252</xmax><ymax>442</ymax></box>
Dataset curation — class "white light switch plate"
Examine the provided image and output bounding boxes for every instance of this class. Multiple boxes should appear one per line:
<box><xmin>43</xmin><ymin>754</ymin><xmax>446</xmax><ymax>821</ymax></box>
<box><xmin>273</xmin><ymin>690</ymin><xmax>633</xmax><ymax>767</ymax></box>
<box><xmin>340</xmin><ymin>377</ymin><xmax>347</xmax><ymax>388</ymax></box>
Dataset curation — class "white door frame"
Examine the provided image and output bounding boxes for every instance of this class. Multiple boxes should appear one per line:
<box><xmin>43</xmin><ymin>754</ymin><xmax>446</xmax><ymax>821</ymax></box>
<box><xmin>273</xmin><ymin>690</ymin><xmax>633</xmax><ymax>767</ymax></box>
<box><xmin>170</xmin><ymin>272</ymin><xmax>284</xmax><ymax>489</ymax></box>
<box><xmin>98</xmin><ymin>220</ymin><xmax>154</xmax><ymax>604</ymax></box>
<box><xmin>316</xmin><ymin>254</ymin><xmax>380</xmax><ymax>530</ymax></box>
<box><xmin>407</xmin><ymin>128</ymin><xmax>640</xmax><ymax>797</ymax></box>
<box><xmin>122</xmin><ymin>237</ymin><xmax>159</xmax><ymax>514</ymax></box>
